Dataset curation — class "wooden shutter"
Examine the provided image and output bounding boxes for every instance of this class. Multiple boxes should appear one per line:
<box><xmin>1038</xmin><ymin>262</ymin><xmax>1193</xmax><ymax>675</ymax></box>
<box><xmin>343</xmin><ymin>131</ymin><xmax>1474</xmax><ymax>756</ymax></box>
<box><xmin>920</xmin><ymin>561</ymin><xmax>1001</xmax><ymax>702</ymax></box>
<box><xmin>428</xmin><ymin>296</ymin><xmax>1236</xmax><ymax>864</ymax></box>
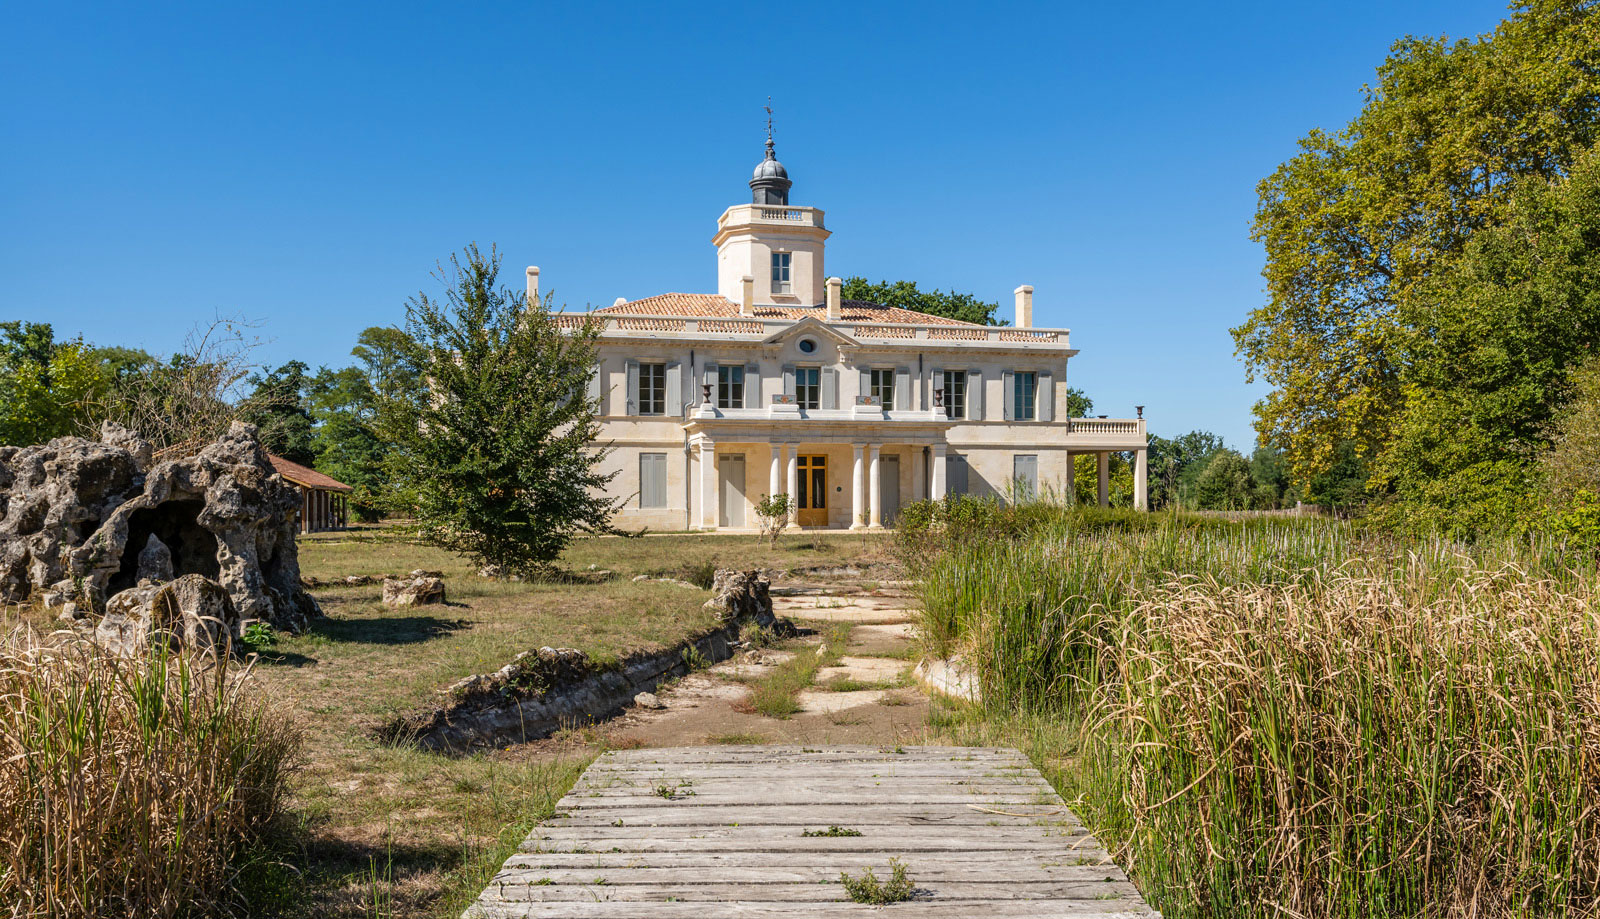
<box><xmin>666</xmin><ymin>362</ymin><xmax>682</xmax><ymax>416</ymax></box>
<box><xmin>625</xmin><ymin>360</ymin><xmax>640</xmax><ymax>415</ymax></box>
<box><xmin>703</xmin><ymin>363</ymin><xmax>718</xmax><ymax>404</ymax></box>
<box><xmin>639</xmin><ymin>453</ymin><xmax>666</xmax><ymax>508</ymax></box>
<box><xmin>1037</xmin><ymin>370</ymin><xmax>1053</xmax><ymax>422</ymax></box>
<box><xmin>969</xmin><ymin>370</ymin><xmax>983</xmax><ymax>420</ymax></box>
<box><xmin>1002</xmin><ymin>370</ymin><xmax>1014</xmax><ymax>421</ymax></box>
<box><xmin>745</xmin><ymin>363</ymin><xmax>761</xmax><ymax>407</ymax></box>
<box><xmin>586</xmin><ymin>361</ymin><xmax>602</xmax><ymax>408</ymax></box>
<box><xmin>894</xmin><ymin>367</ymin><xmax>910</xmax><ymax>411</ymax></box>
<box><xmin>948</xmin><ymin>454</ymin><xmax>969</xmax><ymax>495</ymax></box>
<box><xmin>821</xmin><ymin>367</ymin><xmax>838</xmax><ymax>409</ymax></box>
<box><xmin>782</xmin><ymin>364</ymin><xmax>795</xmax><ymax>396</ymax></box>
<box><xmin>930</xmin><ymin>367</ymin><xmax>944</xmax><ymax>413</ymax></box>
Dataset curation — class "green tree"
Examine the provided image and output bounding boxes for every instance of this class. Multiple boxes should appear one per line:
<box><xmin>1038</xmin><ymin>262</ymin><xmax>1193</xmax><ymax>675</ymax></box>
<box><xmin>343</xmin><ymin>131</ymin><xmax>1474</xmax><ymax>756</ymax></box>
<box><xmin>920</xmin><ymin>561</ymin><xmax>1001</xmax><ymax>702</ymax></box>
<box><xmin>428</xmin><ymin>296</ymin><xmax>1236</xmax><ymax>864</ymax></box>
<box><xmin>240</xmin><ymin>361</ymin><xmax>317</xmax><ymax>464</ymax></box>
<box><xmin>1249</xmin><ymin>444</ymin><xmax>1299</xmax><ymax>509</ymax></box>
<box><xmin>1540</xmin><ymin>355</ymin><xmax>1600</xmax><ymax>503</ymax></box>
<box><xmin>1192</xmin><ymin>450</ymin><xmax>1255</xmax><ymax>510</ymax></box>
<box><xmin>839</xmin><ymin>278</ymin><xmax>1007</xmax><ymax>325</ymax></box>
<box><xmin>374</xmin><ymin>244</ymin><xmax>619</xmax><ymax>573</ymax></box>
<box><xmin>1145</xmin><ymin>431</ymin><xmax>1226</xmax><ymax>509</ymax></box>
<box><xmin>1063</xmin><ymin>387</ymin><xmax>1093</xmax><ymax>419</ymax></box>
<box><xmin>1234</xmin><ymin>2</ymin><xmax>1600</xmax><ymax>485</ymax></box>
<box><xmin>0</xmin><ymin>322</ymin><xmax>107</xmax><ymax>446</ymax></box>
<box><xmin>308</xmin><ymin>366</ymin><xmax>389</xmax><ymax>521</ymax></box>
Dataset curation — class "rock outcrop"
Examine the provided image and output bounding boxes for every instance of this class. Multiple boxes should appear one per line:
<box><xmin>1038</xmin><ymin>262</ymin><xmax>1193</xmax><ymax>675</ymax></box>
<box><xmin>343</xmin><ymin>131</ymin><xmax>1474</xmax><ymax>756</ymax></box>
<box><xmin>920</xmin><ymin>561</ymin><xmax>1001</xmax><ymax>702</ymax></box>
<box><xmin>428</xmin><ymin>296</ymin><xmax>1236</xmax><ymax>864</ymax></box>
<box><xmin>92</xmin><ymin>573</ymin><xmax>243</xmax><ymax>657</ymax></box>
<box><xmin>703</xmin><ymin>568</ymin><xmax>775</xmax><ymax>629</ymax></box>
<box><xmin>0</xmin><ymin>421</ymin><xmax>321</xmax><ymax>637</ymax></box>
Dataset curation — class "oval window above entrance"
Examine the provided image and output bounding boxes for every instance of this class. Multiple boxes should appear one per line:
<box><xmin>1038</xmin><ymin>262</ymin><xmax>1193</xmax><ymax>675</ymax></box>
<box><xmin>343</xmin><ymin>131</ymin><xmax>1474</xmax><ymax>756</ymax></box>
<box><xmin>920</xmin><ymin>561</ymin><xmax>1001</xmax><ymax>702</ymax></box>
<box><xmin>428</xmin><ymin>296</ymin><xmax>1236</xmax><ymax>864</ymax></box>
<box><xmin>798</xmin><ymin>338</ymin><xmax>817</xmax><ymax>354</ymax></box>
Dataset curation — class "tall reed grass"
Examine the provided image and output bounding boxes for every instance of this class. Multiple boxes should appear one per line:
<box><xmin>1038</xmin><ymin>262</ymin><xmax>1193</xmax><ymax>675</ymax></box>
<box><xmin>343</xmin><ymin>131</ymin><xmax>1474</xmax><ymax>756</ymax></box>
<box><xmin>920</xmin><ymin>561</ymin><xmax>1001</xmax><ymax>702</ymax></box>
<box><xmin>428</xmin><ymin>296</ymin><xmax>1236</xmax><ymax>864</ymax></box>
<box><xmin>0</xmin><ymin>631</ymin><xmax>299</xmax><ymax>918</ymax></box>
<box><xmin>905</xmin><ymin>499</ymin><xmax>1600</xmax><ymax>917</ymax></box>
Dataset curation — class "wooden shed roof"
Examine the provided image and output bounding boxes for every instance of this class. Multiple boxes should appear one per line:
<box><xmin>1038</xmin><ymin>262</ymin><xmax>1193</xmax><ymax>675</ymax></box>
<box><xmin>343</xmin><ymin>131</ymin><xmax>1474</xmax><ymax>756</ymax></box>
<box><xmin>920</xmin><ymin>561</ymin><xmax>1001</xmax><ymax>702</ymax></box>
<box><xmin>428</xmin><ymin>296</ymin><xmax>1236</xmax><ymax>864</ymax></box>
<box><xmin>268</xmin><ymin>454</ymin><xmax>354</xmax><ymax>493</ymax></box>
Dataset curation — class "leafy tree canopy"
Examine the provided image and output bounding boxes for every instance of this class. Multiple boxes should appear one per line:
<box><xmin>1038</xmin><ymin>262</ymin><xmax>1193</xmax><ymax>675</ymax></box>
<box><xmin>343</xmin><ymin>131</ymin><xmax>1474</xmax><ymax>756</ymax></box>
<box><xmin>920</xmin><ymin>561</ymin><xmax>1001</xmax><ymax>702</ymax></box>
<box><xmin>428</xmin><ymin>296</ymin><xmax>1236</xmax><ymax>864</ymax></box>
<box><xmin>839</xmin><ymin>278</ymin><xmax>1007</xmax><ymax>326</ymax></box>
<box><xmin>1234</xmin><ymin>1</ymin><xmax>1600</xmax><ymax>485</ymax></box>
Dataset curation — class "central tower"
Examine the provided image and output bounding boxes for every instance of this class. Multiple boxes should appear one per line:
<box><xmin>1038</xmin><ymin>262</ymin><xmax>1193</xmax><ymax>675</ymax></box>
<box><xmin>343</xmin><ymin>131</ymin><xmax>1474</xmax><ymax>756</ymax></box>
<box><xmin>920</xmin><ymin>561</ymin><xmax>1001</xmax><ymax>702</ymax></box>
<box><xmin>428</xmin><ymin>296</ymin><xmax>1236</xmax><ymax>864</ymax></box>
<box><xmin>713</xmin><ymin>136</ymin><xmax>829</xmax><ymax>307</ymax></box>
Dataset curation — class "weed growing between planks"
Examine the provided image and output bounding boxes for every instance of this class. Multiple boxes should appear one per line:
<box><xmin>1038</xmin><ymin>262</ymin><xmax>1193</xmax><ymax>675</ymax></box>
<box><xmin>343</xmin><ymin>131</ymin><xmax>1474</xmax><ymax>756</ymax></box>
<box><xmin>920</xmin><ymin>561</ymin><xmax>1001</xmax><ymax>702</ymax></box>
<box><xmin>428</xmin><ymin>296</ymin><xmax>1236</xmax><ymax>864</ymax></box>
<box><xmin>839</xmin><ymin>858</ymin><xmax>914</xmax><ymax>904</ymax></box>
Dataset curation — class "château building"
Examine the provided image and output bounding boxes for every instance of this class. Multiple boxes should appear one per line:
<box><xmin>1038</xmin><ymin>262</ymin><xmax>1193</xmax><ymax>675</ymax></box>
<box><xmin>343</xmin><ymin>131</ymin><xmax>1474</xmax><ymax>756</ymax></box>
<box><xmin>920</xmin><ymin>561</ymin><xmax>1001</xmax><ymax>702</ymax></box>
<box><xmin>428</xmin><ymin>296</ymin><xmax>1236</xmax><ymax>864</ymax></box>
<box><xmin>550</xmin><ymin>137</ymin><xmax>1149</xmax><ymax>531</ymax></box>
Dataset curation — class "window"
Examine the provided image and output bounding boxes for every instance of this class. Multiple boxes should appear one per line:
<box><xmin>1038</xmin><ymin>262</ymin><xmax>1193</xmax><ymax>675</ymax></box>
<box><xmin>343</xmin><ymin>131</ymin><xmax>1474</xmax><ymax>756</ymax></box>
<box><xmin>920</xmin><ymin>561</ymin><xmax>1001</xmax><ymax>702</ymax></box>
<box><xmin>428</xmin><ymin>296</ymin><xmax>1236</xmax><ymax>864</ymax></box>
<box><xmin>941</xmin><ymin>370</ymin><xmax>967</xmax><ymax>419</ymax></box>
<box><xmin>770</xmin><ymin>252</ymin><xmax>792</xmax><ymax>294</ymax></box>
<box><xmin>870</xmin><ymin>368</ymin><xmax>895</xmax><ymax>407</ymax></box>
<box><xmin>639</xmin><ymin>453</ymin><xmax>667</xmax><ymax>508</ymax></box>
<box><xmin>717</xmin><ymin>364</ymin><xmax>745</xmax><ymax>408</ymax></box>
<box><xmin>797</xmin><ymin>337</ymin><xmax>817</xmax><ymax>354</ymax></box>
<box><xmin>795</xmin><ymin>366</ymin><xmax>820</xmax><ymax>409</ymax></box>
<box><xmin>638</xmin><ymin>362</ymin><xmax>666</xmax><ymax>415</ymax></box>
<box><xmin>1013</xmin><ymin>371</ymin><xmax>1037</xmax><ymax>421</ymax></box>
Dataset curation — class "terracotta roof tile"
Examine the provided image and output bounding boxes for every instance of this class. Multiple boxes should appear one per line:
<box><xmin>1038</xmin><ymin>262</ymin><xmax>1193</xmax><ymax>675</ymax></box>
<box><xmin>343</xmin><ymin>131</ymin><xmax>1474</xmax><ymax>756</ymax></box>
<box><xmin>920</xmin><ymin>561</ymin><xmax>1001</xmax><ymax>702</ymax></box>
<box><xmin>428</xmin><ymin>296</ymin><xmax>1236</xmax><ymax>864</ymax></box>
<box><xmin>595</xmin><ymin>293</ymin><xmax>981</xmax><ymax>327</ymax></box>
<box><xmin>268</xmin><ymin>454</ymin><xmax>353</xmax><ymax>492</ymax></box>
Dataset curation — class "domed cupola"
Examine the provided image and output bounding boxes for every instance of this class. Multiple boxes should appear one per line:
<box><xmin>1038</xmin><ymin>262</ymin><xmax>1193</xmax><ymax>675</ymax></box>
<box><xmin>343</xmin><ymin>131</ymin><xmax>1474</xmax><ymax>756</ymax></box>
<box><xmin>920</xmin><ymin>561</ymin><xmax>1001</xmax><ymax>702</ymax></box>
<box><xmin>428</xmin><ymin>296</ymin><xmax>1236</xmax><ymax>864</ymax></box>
<box><xmin>750</xmin><ymin>137</ymin><xmax>791</xmax><ymax>205</ymax></box>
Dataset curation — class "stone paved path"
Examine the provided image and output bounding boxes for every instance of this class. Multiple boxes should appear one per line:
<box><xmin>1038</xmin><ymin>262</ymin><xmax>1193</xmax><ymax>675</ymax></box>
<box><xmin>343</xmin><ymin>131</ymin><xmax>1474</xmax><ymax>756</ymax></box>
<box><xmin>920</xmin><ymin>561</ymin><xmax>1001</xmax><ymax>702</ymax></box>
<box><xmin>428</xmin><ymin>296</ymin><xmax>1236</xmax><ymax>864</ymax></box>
<box><xmin>463</xmin><ymin>745</ymin><xmax>1159</xmax><ymax>917</ymax></box>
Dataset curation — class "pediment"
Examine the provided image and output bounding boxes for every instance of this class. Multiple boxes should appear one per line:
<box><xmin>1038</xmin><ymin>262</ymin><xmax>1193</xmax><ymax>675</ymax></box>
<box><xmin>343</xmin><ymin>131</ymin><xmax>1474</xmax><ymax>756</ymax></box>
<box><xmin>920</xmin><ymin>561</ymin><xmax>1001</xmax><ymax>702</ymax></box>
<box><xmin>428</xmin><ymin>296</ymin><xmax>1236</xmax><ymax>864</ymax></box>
<box><xmin>760</xmin><ymin>315</ymin><xmax>859</xmax><ymax>347</ymax></box>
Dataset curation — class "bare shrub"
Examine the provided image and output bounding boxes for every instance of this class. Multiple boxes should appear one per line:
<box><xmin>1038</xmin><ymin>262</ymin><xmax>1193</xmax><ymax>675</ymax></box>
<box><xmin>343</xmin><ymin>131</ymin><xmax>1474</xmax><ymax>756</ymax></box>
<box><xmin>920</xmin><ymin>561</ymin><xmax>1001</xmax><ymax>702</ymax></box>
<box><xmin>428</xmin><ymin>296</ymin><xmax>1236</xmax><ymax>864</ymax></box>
<box><xmin>0</xmin><ymin>631</ymin><xmax>300</xmax><ymax>918</ymax></box>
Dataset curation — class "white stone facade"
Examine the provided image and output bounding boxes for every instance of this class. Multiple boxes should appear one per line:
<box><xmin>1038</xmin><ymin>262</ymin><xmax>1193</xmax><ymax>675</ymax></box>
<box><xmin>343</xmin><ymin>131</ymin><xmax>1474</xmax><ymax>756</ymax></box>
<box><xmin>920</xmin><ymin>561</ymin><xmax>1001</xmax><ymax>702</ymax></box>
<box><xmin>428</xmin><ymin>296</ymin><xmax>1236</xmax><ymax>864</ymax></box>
<box><xmin>561</xmin><ymin>150</ymin><xmax>1148</xmax><ymax>531</ymax></box>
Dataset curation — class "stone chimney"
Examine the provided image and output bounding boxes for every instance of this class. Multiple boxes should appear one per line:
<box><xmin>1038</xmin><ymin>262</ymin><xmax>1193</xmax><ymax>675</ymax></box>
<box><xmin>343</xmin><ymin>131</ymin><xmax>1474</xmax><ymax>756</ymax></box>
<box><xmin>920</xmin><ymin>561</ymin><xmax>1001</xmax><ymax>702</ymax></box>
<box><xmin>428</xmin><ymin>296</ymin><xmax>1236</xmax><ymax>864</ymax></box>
<box><xmin>1014</xmin><ymin>284</ymin><xmax>1034</xmax><ymax>328</ymax></box>
<box><xmin>825</xmin><ymin>277</ymin><xmax>842</xmax><ymax>321</ymax></box>
<box><xmin>526</xmin><ymin>266</ymin><xmax>540</xmax><ymax>304</ymax></box>
<box><xmin>613</xmin><ymin>297</ymin><xmax>627</xmax><ymax>307</ymax></box>
<box><xmin>741</xmin><ymin>275</ymin><xmax>755</xmax><ymax>317</ymax></box>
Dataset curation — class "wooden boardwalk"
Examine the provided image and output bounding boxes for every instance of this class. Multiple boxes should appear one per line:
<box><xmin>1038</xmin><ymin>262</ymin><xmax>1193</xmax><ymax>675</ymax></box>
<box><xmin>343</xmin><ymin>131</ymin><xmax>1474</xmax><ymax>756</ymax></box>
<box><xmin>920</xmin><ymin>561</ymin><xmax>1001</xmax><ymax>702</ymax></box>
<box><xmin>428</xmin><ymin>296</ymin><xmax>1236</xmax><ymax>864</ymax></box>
<box><xmin>464</xmin><ymin>745</ymin><xmax>1159</xmax><ymax>918</ymax></box>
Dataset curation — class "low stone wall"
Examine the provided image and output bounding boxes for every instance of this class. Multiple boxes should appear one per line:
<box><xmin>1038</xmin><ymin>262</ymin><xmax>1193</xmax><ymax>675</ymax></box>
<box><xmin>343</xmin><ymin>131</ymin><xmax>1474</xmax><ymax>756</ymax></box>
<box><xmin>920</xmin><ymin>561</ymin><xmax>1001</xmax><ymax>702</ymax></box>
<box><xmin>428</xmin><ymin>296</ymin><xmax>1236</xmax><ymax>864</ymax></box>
<box><xmin>383</xmin><ymin>624</ymin><xmax>741</xmax><ymax>754</ymax></box>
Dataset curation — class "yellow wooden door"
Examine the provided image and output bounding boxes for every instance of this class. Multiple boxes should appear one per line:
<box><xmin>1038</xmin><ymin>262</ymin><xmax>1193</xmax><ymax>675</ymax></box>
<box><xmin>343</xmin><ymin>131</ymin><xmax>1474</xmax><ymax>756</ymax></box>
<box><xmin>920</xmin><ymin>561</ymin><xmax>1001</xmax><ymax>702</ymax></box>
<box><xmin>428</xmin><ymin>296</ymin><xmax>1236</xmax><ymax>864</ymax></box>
<box><xmin>796</xmin><ymin>455</ymin><xmax>828</xmax><ymax>527</ymax></box>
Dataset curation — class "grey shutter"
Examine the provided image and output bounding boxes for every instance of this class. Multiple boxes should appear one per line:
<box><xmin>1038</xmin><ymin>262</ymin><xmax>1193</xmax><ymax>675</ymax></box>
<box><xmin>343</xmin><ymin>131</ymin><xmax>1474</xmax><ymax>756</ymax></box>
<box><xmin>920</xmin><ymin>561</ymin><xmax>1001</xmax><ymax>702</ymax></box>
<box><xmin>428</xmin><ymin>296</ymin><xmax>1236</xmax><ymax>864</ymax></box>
<box><xmin>1037</xmin><ymin>370</ymin><xmax>1053</xmax><ymax>422</ymax></box>
<box><xmin>745</xmin><ymin>363</ymin><xmax>760</xmax><ymax>408</ymax></box>
<box><xmin>586</xmin><ymin>361</ymin><xmax>602</xmax><ymax>408</ymax></box>
<box><xmin>949</xmin><ymin>454</ymin><xmax>969</xmax><ymax>495</ymax></box>
<box><xmin>1002</xmin><ymin>371</ymin><xmax>1014</xmax><ymax>421</ymax></box>
<box><xmin>782</xmin><ymin>364</ymin><xmax>795</xmax><ymax>396</ymax></box>
<box><xmin>860</xmin><ymin>367</ymin><xmax>872</xmax><ymax>403</ymax></box>
<box><xmin>894</xmin><ymin>367</ymin><xmax>910</xmax><ymax>411</ymax></box>
<box><xmin>821</xmin><ymin>367</ymin><xmax>838</xmax><ymax>409</ymax></box>
<box><xmin>1013</xmin><ymin>455</ymin><xmax>1038</xmax><ymax>500</ymax></box>
<box><xmin>640</xmin><ymin>454</ymin><xmax>666</xmax><ymax>508</ymax></box>
<box><xmin>665</xmin><ymin>362</ymin><xmax>682</xmax><ymax>416</ymax></box>
<box><xmin>969</xmin><ymin>370</ymin><xmax>983</xmax><ymax>420</ymax></box>
<box><xmin>930</xmin><ymin>367</ymin><xmax>944</xmax><ymax>412</ymax></box>
<box><xmin>703</xmin><ymin>362</ymin><xmax>718</xmax><ymax>403</ymax></box>
<box><xmin>625</xmin><ymin>360</ymin><xmax>640</xmax><ymax>415</ymax></box>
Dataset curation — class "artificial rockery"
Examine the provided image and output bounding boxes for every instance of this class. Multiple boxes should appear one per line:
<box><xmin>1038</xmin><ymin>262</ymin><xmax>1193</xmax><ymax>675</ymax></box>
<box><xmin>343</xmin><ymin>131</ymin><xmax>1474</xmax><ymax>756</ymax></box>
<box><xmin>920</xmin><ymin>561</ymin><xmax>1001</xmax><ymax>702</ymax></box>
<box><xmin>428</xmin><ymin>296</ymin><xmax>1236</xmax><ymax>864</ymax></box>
<box><xmin>0</xmin><ymin>420</ymin><xmax>321</xmax><ymax>652</ymax></box>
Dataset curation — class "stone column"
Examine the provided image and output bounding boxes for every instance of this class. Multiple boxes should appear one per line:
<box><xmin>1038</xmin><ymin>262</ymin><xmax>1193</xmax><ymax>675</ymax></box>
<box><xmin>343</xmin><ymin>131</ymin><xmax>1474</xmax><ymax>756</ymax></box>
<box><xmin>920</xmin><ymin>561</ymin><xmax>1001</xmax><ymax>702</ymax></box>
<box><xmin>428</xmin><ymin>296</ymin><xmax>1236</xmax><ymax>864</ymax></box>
<box><xmin>851</xmin><ymin>443</ymin><xmax>866</xmax><ymax>530</ymax></box>
<box><xmin>786</xmin><ymin>444</ymin><xmax>800</xmax><ymax>525</ymax></box>
<box><xmin>868</xmin><ymin>445</ymin><xmax>883</xmax><ymax>529</ymax></box>
<box><xmin>1065</xmin><ymin>452</ymin><xmax>1076</xmax><ymax>505</ymax></box>
<box><xmin>1097</xmin><ymin>451</ymin><xmax>1110</xmax><ymax>508</ymax></box>
<box><xmin>700</xmin><ymin>439</ymin><xmax>718</xmax><ymax>529</ymax></box>
<box><xmin>1134</xmin><ymin>447</ymin><xmax>1149</xmax><ymax>511</ymax></box>
<box><xmin>931</xmin><ymin>443</ymin><xmax>948</xmax><ymax>500</ymax></box>
<box><xmin>769</xmin><ymin>443</ymin><xmax>785</xmax><ymax>503</ymax></box>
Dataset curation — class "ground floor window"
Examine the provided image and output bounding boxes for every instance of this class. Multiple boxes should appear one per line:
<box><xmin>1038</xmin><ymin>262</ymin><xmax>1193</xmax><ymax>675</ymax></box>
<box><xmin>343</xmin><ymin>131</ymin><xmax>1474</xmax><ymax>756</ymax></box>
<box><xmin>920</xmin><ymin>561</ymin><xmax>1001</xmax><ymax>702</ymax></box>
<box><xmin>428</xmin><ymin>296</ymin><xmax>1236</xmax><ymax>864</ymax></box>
<box><xmin>639</xmin><ymin>453</ymin><xmax>667</xmax><ymax>507</ymax></box>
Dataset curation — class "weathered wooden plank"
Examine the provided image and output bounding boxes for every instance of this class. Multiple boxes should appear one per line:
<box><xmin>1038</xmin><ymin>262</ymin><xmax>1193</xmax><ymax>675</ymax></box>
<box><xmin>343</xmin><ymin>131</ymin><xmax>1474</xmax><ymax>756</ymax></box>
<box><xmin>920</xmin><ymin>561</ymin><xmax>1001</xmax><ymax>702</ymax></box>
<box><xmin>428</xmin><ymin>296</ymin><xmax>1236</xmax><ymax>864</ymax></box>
<box><xmin>466</xmin><ymin>901</ymin><xmax>1156</xmax><ymax>918</ymax></box>
<box><xmin>465</xmin><ymin>746</ymin><xmax>1156</xmax><ymax>918</ymax></box>
<box><xmin>480</xmin><ymin>880</ymin><xmax>1142</xmax><ymax>901</ymax></box>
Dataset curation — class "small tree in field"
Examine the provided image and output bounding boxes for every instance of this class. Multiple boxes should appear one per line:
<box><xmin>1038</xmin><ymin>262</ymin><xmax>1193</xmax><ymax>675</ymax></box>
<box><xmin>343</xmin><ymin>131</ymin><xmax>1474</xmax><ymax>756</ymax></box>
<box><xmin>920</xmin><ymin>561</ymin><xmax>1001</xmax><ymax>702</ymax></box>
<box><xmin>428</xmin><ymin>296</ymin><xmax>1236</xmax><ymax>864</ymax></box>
<box><xmin>375</xmin><ymin>244</ymin><xmax>618</xmax><ymax>574</ymax></box>
<box><xmin>754</xmin><ymin>493</ymin><xmax>792</xmax><ymax>546</ymax></box>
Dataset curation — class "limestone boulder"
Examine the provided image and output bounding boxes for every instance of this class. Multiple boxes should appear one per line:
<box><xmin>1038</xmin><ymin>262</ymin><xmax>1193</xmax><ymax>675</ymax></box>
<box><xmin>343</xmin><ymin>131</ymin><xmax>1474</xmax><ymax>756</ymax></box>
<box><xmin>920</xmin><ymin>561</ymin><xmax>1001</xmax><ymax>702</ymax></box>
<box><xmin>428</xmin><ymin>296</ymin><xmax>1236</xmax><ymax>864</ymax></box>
<box><xmin>0</xmin><ymin>420</ymin><xmax>321</xmax><ymax>633</ymax></box>
<box><xmin>383</xmin><ymin>575</ymin><xmax>446</xmax><ymax>608</ymax></box>
<box><xmin>703</xmin><ymin>568</ymin><xmax>775</xmax><ymax>628</ymax></box>
<box><xmin>91</xmin><ymin>574</ymin><xmax>241</xmax><ymax>657</ymax></box>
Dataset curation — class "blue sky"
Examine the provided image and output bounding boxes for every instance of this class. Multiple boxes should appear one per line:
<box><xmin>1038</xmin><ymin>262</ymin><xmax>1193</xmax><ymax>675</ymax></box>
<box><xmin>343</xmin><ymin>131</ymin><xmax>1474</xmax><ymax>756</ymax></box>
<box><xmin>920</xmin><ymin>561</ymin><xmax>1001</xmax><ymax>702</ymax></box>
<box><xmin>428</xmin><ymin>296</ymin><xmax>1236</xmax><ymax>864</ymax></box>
<box><xmin>3</xmin><ymin>1</ymin><xmax>1514</xmax><ymax>448</ymax></box>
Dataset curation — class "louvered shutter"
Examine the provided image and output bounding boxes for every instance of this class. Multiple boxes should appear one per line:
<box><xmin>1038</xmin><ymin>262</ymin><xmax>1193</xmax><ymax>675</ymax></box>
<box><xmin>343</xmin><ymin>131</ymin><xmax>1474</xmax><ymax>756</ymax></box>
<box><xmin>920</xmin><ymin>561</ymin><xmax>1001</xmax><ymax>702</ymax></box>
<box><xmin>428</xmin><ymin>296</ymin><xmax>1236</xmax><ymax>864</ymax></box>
<box><xmin>859</xmin><ymin>368</ymin><xmax>871</xmax><ymax>403</ymax></box>
<box><xmin>782</xmin><ymin>364</ymin><xmax>795</xmax><ymax>396</ymax></box>
<box><xmin>625</xmin><ymin>360</ymin><xmax>640</xmax><ymax>415</ymax></box>
<box><xmin>745</xmin><ymin>363</ymin><xmax>761</xmax><ymax>407</ymax></box>
<box><xmin>586</xmin><ymin>361</ymin><xmax>602</xmax><ymax>408</ymax></box>
<box><xmin>821</xmin><ymin>367</ymin><xmax>838</xmax><ymax>409</ymax></box>
<box><xmin>703</xmin><ymin>363</ymin><xmax>718</xmax><ymax>406</ymax></box>
<box><xmin>666</xmin><ymin>362</ymin><xmax>682</xmax><ymax>416</ymax></box>
<box><xmin>969</xmin><ymin>370</ymin><xmax>983</xmax><ymax>419</ymax></box>
<box><xmin>894</xmin><ymin>367</ymin><xmax>910</xmax><ymax>411</ymax></box>
<box><xmin>1037</xmin><ymin>370</ymin><xmax>1053</xmax><ymax>422</ymax></box>
<box><xmin>1002</xmin><ymin>371</ymin><xmax>1014</xmax><ymax>421</ymax></box>
<box><xmin>930</xmin><ymin>368</ymin><xmax>945</xmax><ymax>413</ymax></box>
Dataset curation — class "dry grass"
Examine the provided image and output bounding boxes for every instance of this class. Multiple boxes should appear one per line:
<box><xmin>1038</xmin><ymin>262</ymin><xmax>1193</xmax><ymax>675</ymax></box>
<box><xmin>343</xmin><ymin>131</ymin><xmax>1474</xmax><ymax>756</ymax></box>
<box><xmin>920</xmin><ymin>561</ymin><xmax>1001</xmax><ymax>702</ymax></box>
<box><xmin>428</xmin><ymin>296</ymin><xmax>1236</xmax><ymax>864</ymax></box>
<box><xmin>0</xmin><ymin>633</ymin><xmax>299</xmax><ymax>919</ymax></box>
<box><xmin>739</xmin><ymin>623</ymin><xmax>851</xmax><ymax>718</ymax></box>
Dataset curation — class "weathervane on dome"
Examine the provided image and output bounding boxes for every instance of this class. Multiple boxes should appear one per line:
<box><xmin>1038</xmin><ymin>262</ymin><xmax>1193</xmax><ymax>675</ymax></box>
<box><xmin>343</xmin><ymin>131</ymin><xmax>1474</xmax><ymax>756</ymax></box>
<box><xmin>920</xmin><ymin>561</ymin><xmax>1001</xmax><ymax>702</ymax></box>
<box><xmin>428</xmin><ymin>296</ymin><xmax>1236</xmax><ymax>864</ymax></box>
<box><xmin>764</xmin><ymin>97</ymin><xmax>775</xmax><ymax>155</ymax></box>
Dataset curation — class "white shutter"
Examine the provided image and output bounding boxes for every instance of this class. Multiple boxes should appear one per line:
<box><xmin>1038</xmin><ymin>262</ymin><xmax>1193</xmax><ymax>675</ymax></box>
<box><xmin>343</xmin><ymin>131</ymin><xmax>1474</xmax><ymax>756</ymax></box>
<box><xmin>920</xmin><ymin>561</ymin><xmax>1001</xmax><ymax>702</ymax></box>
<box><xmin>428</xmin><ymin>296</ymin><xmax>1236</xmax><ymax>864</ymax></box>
<box><xmin>666</xmin><ymin>362</ymin><xmax>682</xmax><ymax>416</ymax></box>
